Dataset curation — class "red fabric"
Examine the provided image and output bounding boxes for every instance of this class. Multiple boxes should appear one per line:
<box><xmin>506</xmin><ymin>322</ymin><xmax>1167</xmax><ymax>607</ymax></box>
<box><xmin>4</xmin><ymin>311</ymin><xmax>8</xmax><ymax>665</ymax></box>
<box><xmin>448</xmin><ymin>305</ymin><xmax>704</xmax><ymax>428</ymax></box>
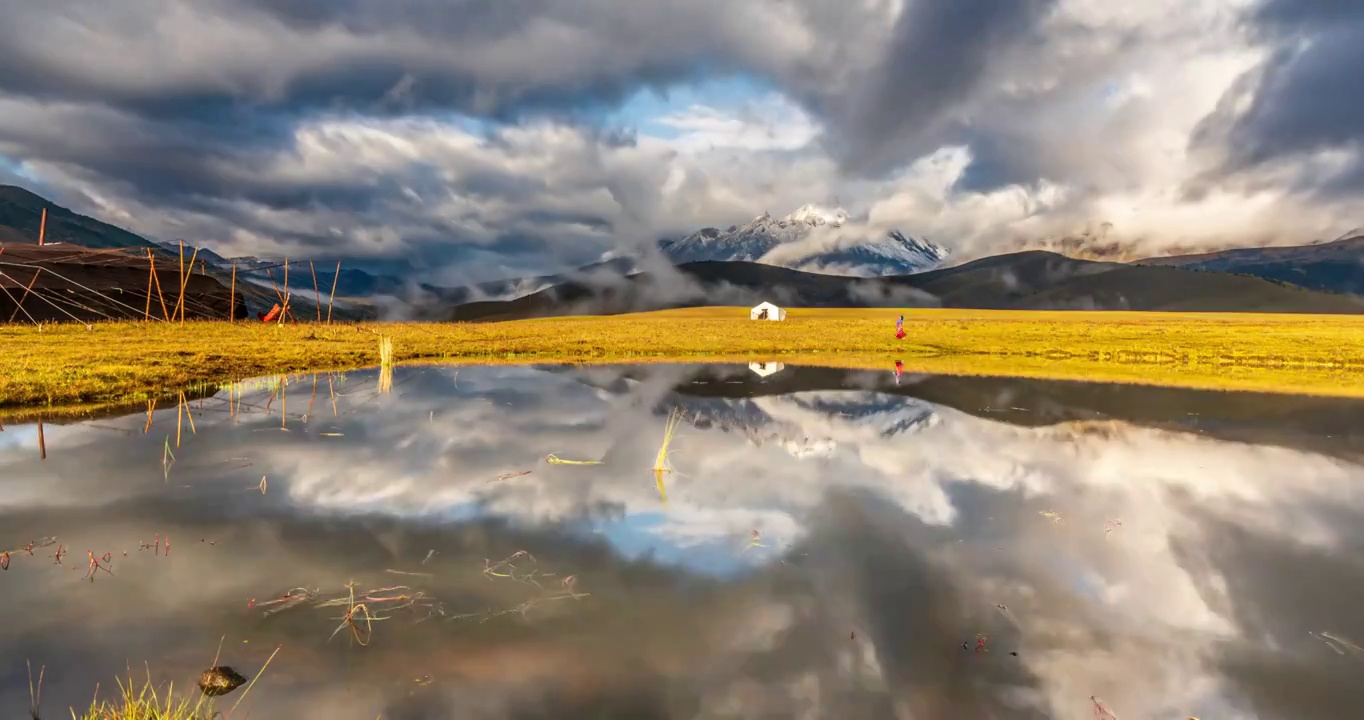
<box><xmin>260</xmin><ymin>304</ymin><xmax>282</xmax><ymax>323</ymax></box>
<box><xmin>895</xmin><ymin>328</ymin><xmax>906</xmax><ymax>339</ymax></box>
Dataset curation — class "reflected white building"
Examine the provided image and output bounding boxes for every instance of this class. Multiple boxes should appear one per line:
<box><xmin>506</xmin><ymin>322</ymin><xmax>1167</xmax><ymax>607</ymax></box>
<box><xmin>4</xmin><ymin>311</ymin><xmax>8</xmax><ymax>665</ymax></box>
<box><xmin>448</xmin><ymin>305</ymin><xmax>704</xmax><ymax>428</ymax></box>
<box><xmin>749</xmin><ymin>361</ymin><xmax>785</xmax><ymax>377</ymax></box>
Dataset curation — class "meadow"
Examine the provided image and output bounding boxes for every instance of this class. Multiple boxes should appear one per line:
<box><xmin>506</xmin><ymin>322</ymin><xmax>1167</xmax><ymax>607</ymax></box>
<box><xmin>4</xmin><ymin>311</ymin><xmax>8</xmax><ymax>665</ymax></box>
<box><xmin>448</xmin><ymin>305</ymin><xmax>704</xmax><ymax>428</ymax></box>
<box><xmin>5</xmin><ymin>306</ymin><xmax>1364</xmax><ymax>417</ymax></box>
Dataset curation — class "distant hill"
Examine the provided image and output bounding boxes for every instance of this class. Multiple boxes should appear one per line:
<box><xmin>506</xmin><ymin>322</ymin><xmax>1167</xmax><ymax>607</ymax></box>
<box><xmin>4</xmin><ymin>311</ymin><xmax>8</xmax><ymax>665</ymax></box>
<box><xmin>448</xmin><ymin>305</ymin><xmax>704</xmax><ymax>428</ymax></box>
<box><xmin>1133</xmin><ymin>234</ymin><xmax>1364</xmax><ymax>295</ymax></box>
<box><xmin>448</xmin><ymin>251</ymin><xmax>1364</xmax><ymax>320</ymax></box>
<box><xmin>0</xmin><ymin>185</ymin><xmax>156</xmax><ymax>249</ymax></box>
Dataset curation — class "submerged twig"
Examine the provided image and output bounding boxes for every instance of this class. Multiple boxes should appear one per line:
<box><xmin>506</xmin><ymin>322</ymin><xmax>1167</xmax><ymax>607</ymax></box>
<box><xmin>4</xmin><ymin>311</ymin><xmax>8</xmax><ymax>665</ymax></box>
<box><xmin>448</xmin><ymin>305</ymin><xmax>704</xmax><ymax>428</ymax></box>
<box><xmin>545</xmin><ymin>453</ymin><xmax>602</xmax><ymax>465</ymax></box>
<box><xmin>1091</xmin><ymin>695</ymin><xmax>1119</xmax><ymax>719</ymax></box>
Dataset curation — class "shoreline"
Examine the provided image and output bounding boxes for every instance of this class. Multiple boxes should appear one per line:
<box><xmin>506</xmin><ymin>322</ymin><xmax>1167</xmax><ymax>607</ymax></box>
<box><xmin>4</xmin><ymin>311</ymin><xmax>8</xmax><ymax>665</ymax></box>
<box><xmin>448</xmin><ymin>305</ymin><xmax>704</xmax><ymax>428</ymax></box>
<box><xmin>5</xmin><ymin>307</ymin><xmax>1364</xmax><ymax>418</ymax></box>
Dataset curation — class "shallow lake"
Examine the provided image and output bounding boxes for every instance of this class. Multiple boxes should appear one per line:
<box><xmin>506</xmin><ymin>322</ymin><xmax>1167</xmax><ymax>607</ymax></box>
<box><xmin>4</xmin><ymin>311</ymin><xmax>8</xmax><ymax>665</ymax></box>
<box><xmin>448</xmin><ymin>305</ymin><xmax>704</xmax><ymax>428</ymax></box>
<box><xmin>3</xmin><ymin>363</ymin><xmax>1364</xmax><ymax>719</ymax></box>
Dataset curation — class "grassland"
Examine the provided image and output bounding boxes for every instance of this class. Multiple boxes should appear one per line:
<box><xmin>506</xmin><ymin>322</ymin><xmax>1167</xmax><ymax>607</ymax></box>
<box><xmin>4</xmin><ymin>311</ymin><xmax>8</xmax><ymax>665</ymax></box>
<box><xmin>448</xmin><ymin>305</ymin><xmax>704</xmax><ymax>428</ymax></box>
<box><xmin>6</xmin><ymin>306</ymin><xmax>1364</xmax><ymax>417</ymax></box>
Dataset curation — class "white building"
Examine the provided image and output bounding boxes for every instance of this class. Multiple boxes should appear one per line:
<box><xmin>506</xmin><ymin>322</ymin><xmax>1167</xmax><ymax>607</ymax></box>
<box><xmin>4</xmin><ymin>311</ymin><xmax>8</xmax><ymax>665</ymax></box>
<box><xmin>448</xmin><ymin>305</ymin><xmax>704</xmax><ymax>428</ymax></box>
<box><xmin>749</xmin><ymin>301</ymin><xmax>786</xmax><ymax>321</ymax></box>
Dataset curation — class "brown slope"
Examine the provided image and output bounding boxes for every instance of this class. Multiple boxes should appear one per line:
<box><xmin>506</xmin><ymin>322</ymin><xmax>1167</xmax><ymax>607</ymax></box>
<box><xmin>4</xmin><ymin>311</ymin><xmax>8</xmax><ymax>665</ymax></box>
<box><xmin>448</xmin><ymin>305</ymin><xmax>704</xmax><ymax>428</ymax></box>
<box><xmin>898</xmin><ymin>251</ymin><xmax>1123</xmax><ymax>307</ymax></box>
<box><xmin>0</xmin><ymin>185</ymin><xmax>156</xmax><ymax>249</ymax></box>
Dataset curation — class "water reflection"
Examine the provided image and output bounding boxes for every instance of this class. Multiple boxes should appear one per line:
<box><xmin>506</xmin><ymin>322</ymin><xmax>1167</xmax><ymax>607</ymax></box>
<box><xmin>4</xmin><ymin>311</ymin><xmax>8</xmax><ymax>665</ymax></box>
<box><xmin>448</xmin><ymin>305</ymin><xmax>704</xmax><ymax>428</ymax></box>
<box><xmin>2</xmin><ymin>365</ymin><xmax>1364</xmax><ymax>719</ymax></box>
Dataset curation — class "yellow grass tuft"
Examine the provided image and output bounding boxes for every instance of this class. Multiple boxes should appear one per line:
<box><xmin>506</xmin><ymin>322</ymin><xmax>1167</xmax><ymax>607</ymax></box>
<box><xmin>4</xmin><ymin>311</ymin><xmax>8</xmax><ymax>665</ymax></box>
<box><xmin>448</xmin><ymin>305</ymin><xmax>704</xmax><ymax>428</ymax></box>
<box><xmin>68</xmin><ymin>672</ymin><xmax>212</xmax><ymax>720</ymax></box>
<box><xmin>653</xmin><ymin>407</ymin><xmax>683</xmax><ymax>474</ymax></box>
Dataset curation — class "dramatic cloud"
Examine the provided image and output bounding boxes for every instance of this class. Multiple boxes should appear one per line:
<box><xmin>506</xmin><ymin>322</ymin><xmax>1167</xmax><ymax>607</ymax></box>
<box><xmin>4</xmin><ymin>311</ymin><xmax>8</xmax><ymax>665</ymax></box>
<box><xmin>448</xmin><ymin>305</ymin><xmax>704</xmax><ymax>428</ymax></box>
<box><xmin>1192</xmin><ymin>0</ymin><xmax>1364</xmax><ymax>196</ymax></box>
<box><xmin>0</xmin><ymin>0</ymin><xmax>1359</xmax><ymax>279</ymax></box>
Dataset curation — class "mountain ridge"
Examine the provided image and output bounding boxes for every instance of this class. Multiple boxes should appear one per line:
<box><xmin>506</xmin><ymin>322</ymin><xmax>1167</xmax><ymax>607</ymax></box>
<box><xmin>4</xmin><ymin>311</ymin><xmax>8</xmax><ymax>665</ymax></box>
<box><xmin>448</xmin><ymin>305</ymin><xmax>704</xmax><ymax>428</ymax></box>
<box><xmin>447</xmin><ymin>251</ymin><xmax>1364</xmax><ymax>321</ymax></box>
<box><xmin>659</xmin><ymin>204</ymin><xmax>949</xmax><ymax>277</ymax></box>
<box><xmin>1131</xmin><ymin>234</ymin><xmax>1364</xmax><ymax>295</ymax></box>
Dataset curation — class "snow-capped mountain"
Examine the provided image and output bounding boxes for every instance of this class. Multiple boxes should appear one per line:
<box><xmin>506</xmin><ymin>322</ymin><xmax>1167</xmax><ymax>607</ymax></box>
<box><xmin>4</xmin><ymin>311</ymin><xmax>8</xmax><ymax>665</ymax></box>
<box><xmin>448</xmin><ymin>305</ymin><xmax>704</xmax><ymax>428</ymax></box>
<box><xmin>659</xmin><ymin>204</ymin><xmax>948</xmax><ymax>277</ymax></box>
<box><xmin>660</xmin><ymin>391</ymin><xmax>939</xmax><ymax>459</ymax></box>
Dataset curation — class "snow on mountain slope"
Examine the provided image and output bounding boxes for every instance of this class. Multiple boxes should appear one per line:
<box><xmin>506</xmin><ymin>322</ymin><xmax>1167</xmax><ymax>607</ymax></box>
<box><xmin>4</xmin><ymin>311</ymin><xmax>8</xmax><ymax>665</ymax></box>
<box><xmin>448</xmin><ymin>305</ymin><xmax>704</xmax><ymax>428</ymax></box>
<box><xmin>662</xmin><ymin>391</ymin><xmax>939</xmax><ymax>460</ymax></box>
<box><xmin>659</xmin><ymin>204</ymin><xmax>948</xmax><ymax>277</ymax></box>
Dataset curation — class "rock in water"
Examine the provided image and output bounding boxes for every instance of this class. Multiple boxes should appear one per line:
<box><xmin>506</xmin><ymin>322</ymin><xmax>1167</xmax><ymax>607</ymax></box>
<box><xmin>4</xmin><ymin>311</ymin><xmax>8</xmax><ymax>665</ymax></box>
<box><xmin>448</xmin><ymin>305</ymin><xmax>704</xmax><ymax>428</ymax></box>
<box><xmin>198</xmin><ymin>666</ymin><xmax>248</xmax><ymax>697</ymax></box>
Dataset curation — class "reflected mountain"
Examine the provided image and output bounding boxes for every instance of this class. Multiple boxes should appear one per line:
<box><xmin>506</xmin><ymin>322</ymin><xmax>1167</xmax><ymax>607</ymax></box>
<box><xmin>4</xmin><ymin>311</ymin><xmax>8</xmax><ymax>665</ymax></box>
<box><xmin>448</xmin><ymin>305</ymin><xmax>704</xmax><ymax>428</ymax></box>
<box><xmin>2</xmin><ymin>365</ymin><xmax>1364</xmax><ymax>719</ymax></box>
<box><xmin>550</xmin><ymin>363</ymin><xmax>1364</xmax><ymax>464</ymax></box>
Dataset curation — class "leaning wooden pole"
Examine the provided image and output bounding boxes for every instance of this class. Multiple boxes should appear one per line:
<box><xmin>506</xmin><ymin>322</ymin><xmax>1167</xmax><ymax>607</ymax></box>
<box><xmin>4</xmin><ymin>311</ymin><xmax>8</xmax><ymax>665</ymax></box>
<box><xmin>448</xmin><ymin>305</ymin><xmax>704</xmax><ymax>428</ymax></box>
<box><xmin>229</xmin><ymin>261</ymin><xmax>237</xmax><ymax>323</ymax></box>
<box><xmin>310</xmin><ymin>260</ymin><xmax>321</xmax><ymax>322</ymax></box>
<box><xmin>150</xmin><ymin>254</ymin><xmax>170</xmax><ymax>321</ymax></box>
<box><xmin>176</xmin><ymin>241</ymin><xmax>185</xmax><ymax>324</ymax></box>
<box><xmin>37</xmin><ymin>207</ymin><xmax>47</xmax><ymax>246</ymax></box>
<box><xmin>144</xmin><ymin>250</ymin><xmax>155</xmax><ymax>321</ymax></box>
<box><xmin>327</xmin><ymin>260</ymin><xmax>340</xmax><ymax>324</ymax></box>
<box><xmin>38</xmin><ymin>421</ymin><xmax>46</xmax><ymax>460</ymax></box>
<box><xmin>8</xmin><ymin>270</ymin><xmax>41</xmax><ymax>324</ymax></box>
<box><xmin>175</xmin><ymin>245</ymin><xmax>200</xmax><ymax>324</ymax></box>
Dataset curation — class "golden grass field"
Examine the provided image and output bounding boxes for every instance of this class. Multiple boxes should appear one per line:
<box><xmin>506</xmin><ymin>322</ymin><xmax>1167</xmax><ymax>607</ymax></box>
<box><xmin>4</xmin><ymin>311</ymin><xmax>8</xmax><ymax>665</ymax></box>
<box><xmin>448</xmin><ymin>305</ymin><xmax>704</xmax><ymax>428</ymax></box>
<box><xmin>5</xmin><ymin>306</ymin><xmax>1364</xmax><ymax>417</ymax></box>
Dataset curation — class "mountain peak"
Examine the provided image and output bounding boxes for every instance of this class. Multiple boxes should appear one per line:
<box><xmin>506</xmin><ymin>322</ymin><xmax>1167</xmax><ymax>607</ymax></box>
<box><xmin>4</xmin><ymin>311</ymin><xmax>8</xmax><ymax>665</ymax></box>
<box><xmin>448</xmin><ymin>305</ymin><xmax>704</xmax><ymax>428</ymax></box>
<box><xmin>783</xmin><ymin>204</ymin><xmax>848</xmax><ymax>227</ymax></box>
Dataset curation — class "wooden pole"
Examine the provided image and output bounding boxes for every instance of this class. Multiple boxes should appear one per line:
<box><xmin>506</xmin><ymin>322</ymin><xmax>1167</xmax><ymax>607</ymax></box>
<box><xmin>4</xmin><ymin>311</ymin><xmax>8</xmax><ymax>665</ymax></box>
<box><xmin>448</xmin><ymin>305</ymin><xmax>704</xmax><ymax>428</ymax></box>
<box><xmin>264</xmin><ymin>268</ymin><xmax>286</xmax><ymax>305</ymax></box>
<box><xmin>229</xmin><ymin>261</ymin><xmax>237</xmax><ymax>323</ymax></box>
<box><xmin>175</xmin><ymin>245</ymin><xmax>200</xmax><ymax>324</ymax></box>
<box><xmin>144</xmin><ymin>250</ymin><xmax>154</xmax><ymax>321</ymax></box>
<box><xmin>150</xmin><ymin>255</ymin><xmax>170</xmax><ymax>321</ymax></box>
<box><xmin>37</xmin><ymin>421</ymin><xmax>46</xmax><ymax>460</ymax></box>
<box><xmin>182</xmin><ymin>391</ymin><xmax>196</xmax><ymax>434</ymax></box>
<box><xmin>37</xmin><ymin>208</ymin><xmax>46</xmax><ymax>246</ymax></box>
<box><xmin>309</xmin><ymin>260</ymin><xmax>321</xmax><ymax>322</ymax></box>
<box><xmin>177</xmin><ymin>241</ymin><xmax>184</xmax><ymax>324</ymax></box>
<box><xmin>327</xmin><ymin>260</ymin><xmax>340</xmax><ymax>324</ymax></box>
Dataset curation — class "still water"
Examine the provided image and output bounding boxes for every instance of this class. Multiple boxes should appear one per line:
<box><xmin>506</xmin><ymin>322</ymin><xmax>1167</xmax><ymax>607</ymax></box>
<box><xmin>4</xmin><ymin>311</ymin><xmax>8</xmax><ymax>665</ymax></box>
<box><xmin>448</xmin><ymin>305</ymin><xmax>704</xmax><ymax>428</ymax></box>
<box><xmin>2</xmin><ymin>363</ymin><xmax>1364</xmax><ymax>719</ymax></box>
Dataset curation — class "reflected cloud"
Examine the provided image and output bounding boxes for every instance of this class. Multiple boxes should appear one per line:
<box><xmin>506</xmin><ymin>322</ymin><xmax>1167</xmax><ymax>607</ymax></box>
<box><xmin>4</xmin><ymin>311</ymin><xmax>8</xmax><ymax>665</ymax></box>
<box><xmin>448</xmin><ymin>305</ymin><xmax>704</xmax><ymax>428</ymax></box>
<box><xmin>1</xmin><ymin>365</ymin><xmax>1363</xmax><ymax>718</ymax></box>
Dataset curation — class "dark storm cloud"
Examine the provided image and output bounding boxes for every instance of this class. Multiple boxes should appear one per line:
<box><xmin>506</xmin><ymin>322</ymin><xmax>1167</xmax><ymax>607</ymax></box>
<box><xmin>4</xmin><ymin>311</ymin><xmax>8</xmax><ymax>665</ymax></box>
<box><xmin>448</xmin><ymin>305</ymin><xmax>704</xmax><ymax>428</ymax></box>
<box><xmin>820</xmin><ymin>0</ymin><xmax>1060</xmax><ymax>177</ymax></box>
<box><xmin>1194</xmin><ymin>0</ymin><xmax>1364</xmax><ymax>193</ymax></box>
<box><xmin>0</xmin><ymin>0</ymin><xmax>760</xmax><ymax>120</ymax></box>
<box><xmin>0</xmin><ymin>0</ymin><xmax>1056</xmax><ymax>184</ymax></box>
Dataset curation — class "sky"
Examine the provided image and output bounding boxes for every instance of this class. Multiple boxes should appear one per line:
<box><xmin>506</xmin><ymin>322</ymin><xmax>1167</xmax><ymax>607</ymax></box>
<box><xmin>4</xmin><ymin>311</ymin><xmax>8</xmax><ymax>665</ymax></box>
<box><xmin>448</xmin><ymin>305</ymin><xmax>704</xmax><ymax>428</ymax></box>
<box><xmin>0</xmin><ymin>0</ymin><xmax>1361</xmax><ymax>283</ymax></box>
